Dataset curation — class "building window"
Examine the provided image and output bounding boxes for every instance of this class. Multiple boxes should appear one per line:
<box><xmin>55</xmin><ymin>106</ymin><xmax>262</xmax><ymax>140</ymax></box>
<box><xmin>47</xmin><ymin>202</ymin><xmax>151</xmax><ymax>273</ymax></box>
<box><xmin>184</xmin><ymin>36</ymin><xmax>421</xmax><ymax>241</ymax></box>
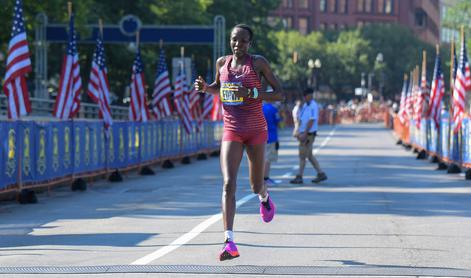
<box><xmin>319</xmin><ymin>23</ymin><xmax>326</xmax><ymax>30</ymax></box>
<box><xmin>415</xmin><ymin>9</ymin><xmax>427</xmax><ymax>27</ymax></box>
<box><xmin>299</xmin><ymin>0</ymin><xmax>309</xmax><ymax>9</ymax></box>
<box><xmin>284</xmin><ymin>17</ymin><xmax>293</xmax><ymax>28</ymax></box>
<box><xmin>385</xmin><ymin>0</ymin><xmax>393</xmax><ymax>14</ymax></box>
<box><xmin>358</xmin><ymin>0</ymin><xmax>366</xmax><ymax>12</ymax></box>
<box><xmin>328</xmin><ymin>0</ymin><xmax>337</xmax><ymax>13</ymax></box>
<box><xmin>357</xmin><ymin>20</ymin><xmax>364</xmax><ymax>27</ymax></box>
<box><xmin>320</xmin><ymin>0</ymin><xmax>327</xmax><ymax>12</ymax></box>
<box><xmin>339</xmin><ymin>23</ymin><xmax>346</xmax><ymax>29</ymax></box>
<box><xmin>282</xmin><ymin>0</ymin><xmax>293</xmax><ymax>8</ymax></box>
<box><xmin>377</xmin><ymin>0</ymin><xmax>384</xmax><ymax>13</ymax></box>
<box><xmin>365</xmin><ymin>0</ymin><xmax>372</xmax><ymax>13</ymax></box>
<box><xmin>338</xmin><ymin>0</ymin><xmax>347</xmax><ymax>13</ymax></box>
<box><xmin>299</xmin><ymin>17</ymin><xmax>309</xmax><ymax>34</ymax></box>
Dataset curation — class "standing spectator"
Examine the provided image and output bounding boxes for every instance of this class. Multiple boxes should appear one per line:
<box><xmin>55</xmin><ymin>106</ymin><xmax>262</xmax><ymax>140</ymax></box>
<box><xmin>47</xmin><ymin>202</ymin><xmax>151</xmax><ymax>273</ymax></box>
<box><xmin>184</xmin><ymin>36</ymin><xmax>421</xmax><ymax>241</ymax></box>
<box><xmin>292</xmin><ymin>98</ymin><xmax>302</xmax><ymax>136</ymax></box>
<box><xmin>290</xmin><ymin>88</ymin><xmax>327</xmax><ymax>184</ymax></box>
<box><xmin>263</xmin><ymin>100</ymin><xmax>281</xmax><ymax>186</ymax></box>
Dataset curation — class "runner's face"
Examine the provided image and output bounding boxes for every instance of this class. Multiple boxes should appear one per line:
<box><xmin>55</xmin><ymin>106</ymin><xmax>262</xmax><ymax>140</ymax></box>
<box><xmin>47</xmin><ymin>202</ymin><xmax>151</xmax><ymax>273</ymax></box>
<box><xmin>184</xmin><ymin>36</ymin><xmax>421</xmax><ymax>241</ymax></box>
<box><xmin>230</xmin><ymin>28</ymin><xmax>251</xmax><ymax>58</ymax></box>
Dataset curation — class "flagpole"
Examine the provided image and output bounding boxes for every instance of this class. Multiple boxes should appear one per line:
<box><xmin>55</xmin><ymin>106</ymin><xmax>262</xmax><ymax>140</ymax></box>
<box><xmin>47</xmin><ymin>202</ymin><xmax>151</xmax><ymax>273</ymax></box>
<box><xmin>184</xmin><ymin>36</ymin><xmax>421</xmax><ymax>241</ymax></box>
<box><xmin>99</xmin><ymin>19</ymin><xmax>103</xmax><ymax>38</ymax></box>
<box><xmin>459</xmin><ymin>26</ymin><xmax>464</xmax><ymax>166</ymax></box>
<box><xmin>180</xmin><ymin>46</ymin><xmax>185</xmax><ymax>157</ymax></box>
<box><xmin>450</xmin><ymin>39</ymin><xmax>455</xmax><ymax>98</ymax></box>
<box><xmin>98</xmin><ymin>18</ymin><xmax>109</xmax><ymax>181</ymax></box>
<box><xmin>67</xmin><ymin>1</ymin><xmax>78</xmax><ymax>190</ymax></box>
<box><xmin>419</xmin><ymin>49</ymin><xmax>427</xmax><ymax>158</ymax></box>
<box><xmin>68</xmin><ymin>2</ymin><xmax>72</xmax><ymax>18</ymax></box>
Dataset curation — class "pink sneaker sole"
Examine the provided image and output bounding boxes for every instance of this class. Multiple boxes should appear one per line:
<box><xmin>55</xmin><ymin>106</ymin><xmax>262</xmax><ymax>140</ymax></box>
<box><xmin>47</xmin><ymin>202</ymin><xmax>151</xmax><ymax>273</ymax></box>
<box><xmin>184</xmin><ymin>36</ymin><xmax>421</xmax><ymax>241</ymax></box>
<box><xmin>260</xmin><ymin>196</ymin><xmax>275</xmax><ymax>223</ymax></box>
<box><xmin>219</xmin><ymin>241</ymin><xmax>240</xmax><ymax>261</ymax></box>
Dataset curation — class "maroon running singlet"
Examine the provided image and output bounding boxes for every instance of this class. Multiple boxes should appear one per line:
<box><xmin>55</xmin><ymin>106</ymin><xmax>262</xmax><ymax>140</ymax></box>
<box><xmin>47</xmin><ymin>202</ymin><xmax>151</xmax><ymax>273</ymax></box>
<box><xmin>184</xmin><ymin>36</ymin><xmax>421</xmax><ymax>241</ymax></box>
<box><xmin>219</xmin><ymin>55</ymin><xmax>267</xmax><ymax>145</ymax></box>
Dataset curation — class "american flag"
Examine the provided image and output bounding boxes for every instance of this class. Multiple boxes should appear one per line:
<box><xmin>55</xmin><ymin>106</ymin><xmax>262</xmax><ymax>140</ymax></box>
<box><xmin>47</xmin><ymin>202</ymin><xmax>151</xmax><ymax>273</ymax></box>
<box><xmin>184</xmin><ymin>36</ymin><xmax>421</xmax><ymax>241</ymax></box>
<box><xmin>421</xmin><ymin>68</ymin><xmax>430</xmax><ymax>113</ymax></box>
<box><xmin>413</xmin><ymin>83</ymin><xmax>423</xmax><ymax>128</ymax></box>
<box><xmin>173</xmin><ymin>64</ymin><xmax>192</xmax><ymax>134</ymax></box>
<box><xmin>452</xmin><ymin>35</ymin><xmax>471</xmax><ymax>133</ymax></box>
<box><xmin>87</xmin><ymin>33</ymin><xmax>112</xmax><ymax>133</ymax></box>
<box><xmin>405</xmin><ymin>71</ymin><xmax>414</xmax><ymax>121</ymax></box>
<box><xmin>449</xmin><ymin>40</ymin><xmax>458</xmax><ymax>116</ymax></box>
<box><xmin>3</xmin><ymin>0</ymin><xmax>31</xmax><ymax>119</ymax></box>
<box><xmin>129</xmin><ymin>48</ymin><xmax>150</xmax><ymax>122</ymax></box>
<box><xmin>201</xmin><ymin>69</ymin><xmax>213</xmax><ymax>120</ymax></box>
<box><xmin>53</xmin><ymin>13</ymin><xmax>82</xmax><ymax>119</ymax></box>
<box><xmin>211</xmin><ymin>94</ymin><xmax>224</xmax><ymax>121</ymax></box>
<box><xmin>414</xmin><ymin>63</ymin><xmax>429</xmax><ymax>129</ymax></box>
<box><xmin>202</xmin><ymin>93</ymin><xmax>214</xmax><ymax>120</ymax></box>
<box><xmin>189</xmin><ymin>62</ymin><xmax>202</xmax><ymax>130</ymax></box>
<box><xmin>151</xmin><ymin>49</ymin><xmax>173</xmax><ymax>120</ymax></box>
<box><xmin>398</xmin><ymin>75</ymin><xmax>408</xmax><ymax>124</ymax></box>
<box><xmin>427</xmin><ymin>52</ymin><xmax>445</xmax><ymax>129</ymax></box>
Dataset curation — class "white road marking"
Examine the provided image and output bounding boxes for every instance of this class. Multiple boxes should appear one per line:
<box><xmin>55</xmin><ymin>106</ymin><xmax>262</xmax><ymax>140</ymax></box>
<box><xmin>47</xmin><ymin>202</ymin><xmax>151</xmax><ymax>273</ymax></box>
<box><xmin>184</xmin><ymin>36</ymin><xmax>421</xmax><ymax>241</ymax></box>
<box><xmin>131</xmin><ymin>126</ymin><xmax>337</xmax><ymax>265</ymax></box>
<box><xmin>131</xmin><ymin>194</ymin><xmax>256</xmax><ymax>265</ymax></box>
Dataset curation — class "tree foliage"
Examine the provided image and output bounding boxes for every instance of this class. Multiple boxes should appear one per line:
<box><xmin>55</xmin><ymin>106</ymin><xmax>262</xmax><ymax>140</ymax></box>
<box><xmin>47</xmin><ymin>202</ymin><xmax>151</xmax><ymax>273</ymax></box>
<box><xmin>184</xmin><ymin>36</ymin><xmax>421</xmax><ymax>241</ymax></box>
<box><xmin>0</xmin><ymin>0</ymin><xmax>448</xmax><ymax>103</ymax></box>
<box><xmin>0</xmin><ymin>0</ymin><xmax>279</xmax><ymax>103</ymax></box>
<box><xmin>271</xmin><ymin>24</ymin><xmax>443</xmax><ymax>100</ymax></box>
<box><xmin>442</xmin><ymin>1</ymin><xmax>471</xmax><ymax>36</ymax></box>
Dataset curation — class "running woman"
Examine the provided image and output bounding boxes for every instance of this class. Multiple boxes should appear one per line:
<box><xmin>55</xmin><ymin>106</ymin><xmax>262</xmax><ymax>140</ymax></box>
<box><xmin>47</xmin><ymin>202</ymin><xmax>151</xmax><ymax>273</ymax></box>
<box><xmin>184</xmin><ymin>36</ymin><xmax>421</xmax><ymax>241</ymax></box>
<box><xmin>195</xmin><ymin>24</ymin><xmax>284</xmax><ymax>261</ymax></box>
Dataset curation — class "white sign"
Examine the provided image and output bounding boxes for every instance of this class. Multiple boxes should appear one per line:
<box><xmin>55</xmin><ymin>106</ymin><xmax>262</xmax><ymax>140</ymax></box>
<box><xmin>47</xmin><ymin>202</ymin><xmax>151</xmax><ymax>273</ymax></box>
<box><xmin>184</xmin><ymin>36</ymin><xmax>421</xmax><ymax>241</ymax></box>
<box><xmin>355</xmin><ymin>88</ymin><xmax>363</xmax><ymax>96</ymax></box>
<box><xmin>172</xmin><ymin>57</ymin><xmax>192</xmax><ymax>87</ymax></box>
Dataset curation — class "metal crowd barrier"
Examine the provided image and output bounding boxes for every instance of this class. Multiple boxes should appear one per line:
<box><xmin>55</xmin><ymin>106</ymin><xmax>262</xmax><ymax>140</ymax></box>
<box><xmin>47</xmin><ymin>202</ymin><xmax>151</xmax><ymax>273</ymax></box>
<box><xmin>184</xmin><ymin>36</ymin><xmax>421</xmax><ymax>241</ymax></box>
<box><xmin>0</xmin><ymin>94</ymin><xmax>129</xmax><ymax>120</ymax></box>
<box><xmin>0</xmin><ymin>119</ymin><xmax>223</xmax><ymax>195</ymax></box>
<box><xmin>390</xmin><ymin>111</ymin><xmax>471</xmax><ymax>177</ymax></box>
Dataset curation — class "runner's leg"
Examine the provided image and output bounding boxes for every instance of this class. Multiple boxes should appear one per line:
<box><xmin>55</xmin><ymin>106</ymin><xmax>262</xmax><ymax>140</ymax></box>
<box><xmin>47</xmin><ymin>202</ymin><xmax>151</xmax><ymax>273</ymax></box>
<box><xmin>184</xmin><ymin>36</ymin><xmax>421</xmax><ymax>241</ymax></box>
<box><xmin>246</xmin><ymin>143</ymin><xmax>266</xmax><ymax>196</ymax></box>
<box><xmin>220</xmin><ymin>140</ymin><xmax>244</xmax><ymax>233</ymax></box>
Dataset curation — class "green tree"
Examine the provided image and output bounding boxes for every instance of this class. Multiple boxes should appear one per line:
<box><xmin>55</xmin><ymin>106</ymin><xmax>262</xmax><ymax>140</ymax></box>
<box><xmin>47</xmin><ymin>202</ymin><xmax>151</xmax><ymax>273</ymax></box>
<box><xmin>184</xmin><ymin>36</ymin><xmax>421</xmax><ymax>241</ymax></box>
<box><xmin>360</xmin><ymin>24</ymin><xmax>437</xmax><ymax>98</ymax></box>
<box><xmin>271</xmin><ymin>29</ymin><xmax>371</xmax><ymax>99</ymax></box>
<box><xmin>0</xmin><ymin>0</ymin><xmax>281</xmax><ymax>103</ymax></box>
<box><xmin>442</xmin><ymin>1</ymin><xmax>471</xmax><ymax>37</ymax></box>
<box><xmin>207</xmin><ymin>0</ymin><xmax>281</xmax><ymax>63</ymax></box>
<box><xmin>324</xmin><ymin>29</ymin><xmax>371</xmax><ymax>96</ymax></box>
<box><xmin>270</xmin><ymin>31</ymin><xmax>326</xmax><ymax>89</ymax></box>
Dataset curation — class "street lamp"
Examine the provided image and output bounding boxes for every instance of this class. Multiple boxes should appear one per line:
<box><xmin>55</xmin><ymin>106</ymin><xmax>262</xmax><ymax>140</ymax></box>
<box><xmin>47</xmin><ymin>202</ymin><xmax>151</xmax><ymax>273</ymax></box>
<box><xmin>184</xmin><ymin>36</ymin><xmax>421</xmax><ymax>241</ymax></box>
<box><xmin>308</xmin><ymin>58</ymin><xmax>321</xmax><ymax>90</ymax></box>
<box><xmin>376</xmin><ymin>52</ymin><xmax>385</xmax><ymax>98</ymax></box>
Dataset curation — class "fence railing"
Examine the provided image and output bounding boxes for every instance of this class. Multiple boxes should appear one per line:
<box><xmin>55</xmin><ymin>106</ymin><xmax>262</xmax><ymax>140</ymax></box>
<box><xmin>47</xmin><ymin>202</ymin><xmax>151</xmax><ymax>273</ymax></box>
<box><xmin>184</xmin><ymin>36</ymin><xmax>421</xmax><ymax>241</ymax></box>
<box><xmin>0</xmin><ymin>119</ymin><xmax>223</xmax><ymax>195</ymax></box>
<box><xmin>0</xmin><ymin>94</ymin><xmax>129</xmax><ymax>120</ymax></box>
<box><xmin>389</xmin><ymin>111</ymin><xmax>471</xmax><ymax>175</ymax></box>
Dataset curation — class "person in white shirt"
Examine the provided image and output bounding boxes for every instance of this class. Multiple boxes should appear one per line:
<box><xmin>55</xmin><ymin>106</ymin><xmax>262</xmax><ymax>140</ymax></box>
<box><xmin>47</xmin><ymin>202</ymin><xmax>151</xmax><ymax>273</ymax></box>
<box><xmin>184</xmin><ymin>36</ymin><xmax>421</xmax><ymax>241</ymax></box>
<box><xmin>291</xmin><ymin>99</ymin><xmax>302</xmax><ymax>137</ymax></box>
<box><xmin>290</xmin><ymin>88</ymin><xmax>327</xmax><ymax>184</ymax></box>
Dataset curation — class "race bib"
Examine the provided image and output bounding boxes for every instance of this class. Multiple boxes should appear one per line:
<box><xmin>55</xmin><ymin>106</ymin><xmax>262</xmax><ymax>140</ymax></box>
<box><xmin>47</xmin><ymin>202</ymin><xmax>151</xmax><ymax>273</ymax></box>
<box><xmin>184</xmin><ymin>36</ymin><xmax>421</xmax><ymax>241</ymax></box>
<box><xmin>220</xmin><ymin>82</ymin><xmax>243</xmax><ymax>106</ymax></box>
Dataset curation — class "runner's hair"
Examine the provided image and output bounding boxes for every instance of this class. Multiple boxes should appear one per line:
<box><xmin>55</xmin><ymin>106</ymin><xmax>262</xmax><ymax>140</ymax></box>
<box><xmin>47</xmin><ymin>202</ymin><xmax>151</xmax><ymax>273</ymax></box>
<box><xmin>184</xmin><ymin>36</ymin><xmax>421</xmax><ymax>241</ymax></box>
<box><xmin>233</xmin><ymin>24</ymin><xmax>253</xmax><ymax>41</ymax></box>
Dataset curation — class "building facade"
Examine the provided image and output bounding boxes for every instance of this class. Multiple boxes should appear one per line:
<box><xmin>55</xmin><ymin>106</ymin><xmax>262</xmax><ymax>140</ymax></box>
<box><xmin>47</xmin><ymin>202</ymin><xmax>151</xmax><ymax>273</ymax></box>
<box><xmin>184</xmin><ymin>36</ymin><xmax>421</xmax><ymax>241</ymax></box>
<box><xmin>269</xmin><ymin>0</ymin><xmax>440</xmax><ymax>44</ymax></box>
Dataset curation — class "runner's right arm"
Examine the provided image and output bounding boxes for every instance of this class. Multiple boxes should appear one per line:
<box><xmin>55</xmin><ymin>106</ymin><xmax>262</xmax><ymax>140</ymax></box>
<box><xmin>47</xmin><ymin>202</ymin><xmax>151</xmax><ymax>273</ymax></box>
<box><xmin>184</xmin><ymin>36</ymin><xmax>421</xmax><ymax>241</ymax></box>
<box><xmin>195</xmin><ymin>56</ymin><xmax>225</xmax><ymax>95</ymax></box>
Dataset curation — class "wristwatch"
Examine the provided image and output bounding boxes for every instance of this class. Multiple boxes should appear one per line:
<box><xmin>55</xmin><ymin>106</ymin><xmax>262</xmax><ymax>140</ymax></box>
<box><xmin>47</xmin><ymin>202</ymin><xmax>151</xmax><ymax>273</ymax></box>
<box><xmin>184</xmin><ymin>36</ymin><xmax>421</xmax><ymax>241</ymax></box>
<box><xmin>251</xmin><ymin>87</ymin><xmax>259</xmax><ymax>99</ymax></box>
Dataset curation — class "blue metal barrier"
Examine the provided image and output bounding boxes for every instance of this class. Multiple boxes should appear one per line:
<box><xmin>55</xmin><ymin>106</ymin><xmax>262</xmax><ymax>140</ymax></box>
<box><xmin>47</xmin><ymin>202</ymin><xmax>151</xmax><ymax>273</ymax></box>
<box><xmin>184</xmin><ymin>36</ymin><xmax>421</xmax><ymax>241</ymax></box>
<box><xmin>462</xmin><ymin>119</ymin><xmax>470</xmax><ymax>166</ymax></box>
<box><xmin>0</xmin><ymin>122</ymin><xmax>18</xmax><ymax>190</ymax></box>
<box><xmin>428</xmin><ymin>120</ymin><xmax>438</xmax><ymax>155</ymax></box>
<box><xmin>440</xmin><ymin>117</ymin><xmax>450</xmax><ymax>160</ymax></box>
<box><xmin>419</xmin><ymin>119</ymin><xmax>427</xmax><ymax>150</ymax></box>
<box><xmin>0</xmin><ymin>120</ymin><xmax>223</xmax><ymax>192</ymax></box>
<box><xmin>450</xmin><ymin>129</ymin><xmax>461</xmax><ymax>163</ymax></box>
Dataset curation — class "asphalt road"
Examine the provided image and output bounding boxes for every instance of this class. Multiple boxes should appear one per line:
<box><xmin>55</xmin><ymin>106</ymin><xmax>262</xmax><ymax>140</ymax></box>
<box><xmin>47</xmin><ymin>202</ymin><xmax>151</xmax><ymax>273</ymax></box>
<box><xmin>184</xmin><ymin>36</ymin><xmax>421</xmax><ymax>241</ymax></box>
<box><xmin>1</xmin><ymin>123</ymin><xmax>471</xmax><ymax>277</ymax></box>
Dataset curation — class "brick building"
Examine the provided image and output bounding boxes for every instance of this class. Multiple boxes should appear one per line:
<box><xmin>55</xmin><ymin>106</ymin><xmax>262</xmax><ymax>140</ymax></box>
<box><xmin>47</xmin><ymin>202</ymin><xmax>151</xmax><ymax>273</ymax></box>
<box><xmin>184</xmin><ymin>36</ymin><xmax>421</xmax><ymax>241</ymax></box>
<box><xmin>269</xmin><ymin>0</ymin><xmax>440</xmax><ymax>45</ymax></box>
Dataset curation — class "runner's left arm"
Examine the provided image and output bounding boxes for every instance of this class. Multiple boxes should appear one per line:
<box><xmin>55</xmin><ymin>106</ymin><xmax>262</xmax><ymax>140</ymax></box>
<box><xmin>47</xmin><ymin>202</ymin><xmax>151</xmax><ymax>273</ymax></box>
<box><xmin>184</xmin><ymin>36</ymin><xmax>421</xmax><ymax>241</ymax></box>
<box><xmin>255</xmin><ymin>56</ymin><xmax>285</xmax><ymax>102</ymax></box>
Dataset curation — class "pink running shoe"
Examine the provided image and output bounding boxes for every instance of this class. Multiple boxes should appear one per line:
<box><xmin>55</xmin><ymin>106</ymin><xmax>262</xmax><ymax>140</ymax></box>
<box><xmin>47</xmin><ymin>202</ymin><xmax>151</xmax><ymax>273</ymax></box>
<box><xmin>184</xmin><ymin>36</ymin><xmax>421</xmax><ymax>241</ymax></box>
<box><xmin>260</xmin><ymin>195</ymin><xmax>275</xmax><ymax>223</ymax></box>
<box><xmin>219</xmin><ymin>240</ymin><xmax>240</xmax><ymax>261</ymax></box>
